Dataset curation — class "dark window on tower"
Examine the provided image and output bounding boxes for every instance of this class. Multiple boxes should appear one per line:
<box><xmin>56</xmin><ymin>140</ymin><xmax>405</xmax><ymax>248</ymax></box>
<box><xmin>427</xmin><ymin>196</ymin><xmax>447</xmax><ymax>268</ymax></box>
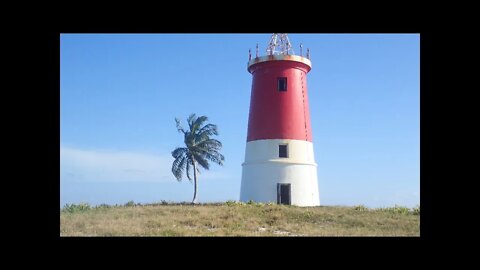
<box><xmin>279</xmin><ymin>144</ymin><xmax>288</xmax><ymax>158</ymax></box>
<box><xmin>278</xmin><ymin>77</ymin><xmax>287</xmax><ymax>91</ymax></box>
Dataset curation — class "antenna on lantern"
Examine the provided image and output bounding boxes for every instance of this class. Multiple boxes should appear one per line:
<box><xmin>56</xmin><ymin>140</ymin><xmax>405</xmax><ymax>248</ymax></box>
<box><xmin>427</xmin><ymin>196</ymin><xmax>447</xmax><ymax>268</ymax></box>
<box><xmin>266</xmin><ymin>33</ymin><xmax>295</xmax><ymax>55</ymax></box>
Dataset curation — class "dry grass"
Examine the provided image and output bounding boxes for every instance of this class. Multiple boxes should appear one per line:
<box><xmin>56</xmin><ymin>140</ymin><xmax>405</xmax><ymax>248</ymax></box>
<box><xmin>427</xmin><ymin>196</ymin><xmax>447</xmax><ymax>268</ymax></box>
<box><xmin>60</xmin><ymin>203</ymin><xmax>420</xmax><ymax>236</ymax></box>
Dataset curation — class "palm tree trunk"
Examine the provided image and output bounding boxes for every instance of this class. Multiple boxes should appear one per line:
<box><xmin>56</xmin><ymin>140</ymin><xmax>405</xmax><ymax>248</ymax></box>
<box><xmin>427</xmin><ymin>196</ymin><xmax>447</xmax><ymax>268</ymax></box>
<box><xmin>192</xmin><ymin>159</ymin><xmax>198</xmax><ymax>204</ymax></box>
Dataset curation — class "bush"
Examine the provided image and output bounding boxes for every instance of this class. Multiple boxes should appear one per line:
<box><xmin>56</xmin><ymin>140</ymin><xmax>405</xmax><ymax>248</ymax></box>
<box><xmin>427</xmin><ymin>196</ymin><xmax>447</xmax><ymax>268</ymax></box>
<box><xmin>354</xmin><ymin>205</ymin><xmax>369</xmax><ymax>211</ymax></box>
<box><xmin>125</xmin><ymin>200</ymin><xmax>135</xmax><ymax>207</ymax></box>
<box><xmin>412</xmin><ymin>205</ymin><xmax>420</xmax><ymax>215</ymax></box>
<box><xmin>243</xmin><ymin>200</ymin><xmax>269</xmax><ymax>207</ymax></box>
<box><xmin>96</xmin><ymin>203</ymin><xmax>111</xmax><ymax>209</ymax></box>
<box><xmin>225</xmin><ymin>200</ymin><xmax>247</xmax><ymax>206</ymax></box>
<box><xmin>378</xmin><ymin>205</ymin><xmax>410</xmax><ymax>215</ymax></box>
<box><xmin>392</xmin><ymin>205</ymin><xmax>410</xmax><ymax>214</ymax></box>
<box><xmin>225</xmin><ymin>200</ymin><xmax>237</xmax><ymax>206</ymax></box>
<box><xmin>62</xmin><ymin>203</ymin><xmax>91</xmax><ymax>213</ymax></box>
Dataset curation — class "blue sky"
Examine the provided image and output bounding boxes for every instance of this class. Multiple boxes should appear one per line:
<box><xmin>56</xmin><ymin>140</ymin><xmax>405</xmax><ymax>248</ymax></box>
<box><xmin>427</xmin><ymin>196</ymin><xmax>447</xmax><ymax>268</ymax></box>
<box><xmin>60</xmin><ymin>34</ymin><xmax>419</xmax><ymax>208</ymax></box>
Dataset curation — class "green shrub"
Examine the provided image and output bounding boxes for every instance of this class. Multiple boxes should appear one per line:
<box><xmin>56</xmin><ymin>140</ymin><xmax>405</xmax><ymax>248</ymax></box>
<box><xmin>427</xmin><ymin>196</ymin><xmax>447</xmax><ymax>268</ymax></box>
<box><xmin>354</xmin><ymin>205</ymin><xmax>369</xmax><ymax>211</ymax></box>
<box><xmin>241</xmin><ymin>200</ymin><xmax>267</xmax><ymax>206</ymax></box>
<box><xmin>62</xmin><ymin>203</ymin><xmax>91</xmax><ymax>213</ymax></box>
<box><xmin>392</xmin><ymin>205</ymin><xmax>410</xmax><ymax>214</ymax></box>
<box><xmin>125</xmin><ymin>200</ymin><xmax>135</xmax><ymax>207</ymax></box>
<box><xmin>225</xmin><ymin>200</ymin><xmax>249</xmax><ymax>206</ymax></box>
<box><xmin>96</xmin><ymin>203</ymin><xmax>111</xmax><ymax>209</ymax></box>
<box><xmin>378</xmin><ymin>205</ymin><xmax>410</xmax><ymax>215</ymax></box>
<box><xmin>412</xmin><ymin>205</ymin><xmax>420</xmax><ymax>215</ymax></box>
<box><xmin>225</xmin><ymin>200</ymin><xmax>236</xmax><ymax>206</ymax></box>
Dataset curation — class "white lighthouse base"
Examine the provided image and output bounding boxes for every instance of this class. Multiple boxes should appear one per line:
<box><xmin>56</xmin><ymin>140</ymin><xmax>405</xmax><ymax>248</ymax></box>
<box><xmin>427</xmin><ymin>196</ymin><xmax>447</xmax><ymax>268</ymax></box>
<box><xmin>240</xmin><ymin>139</ymin><xmax>320</xmax><ymax>206</ymax></box>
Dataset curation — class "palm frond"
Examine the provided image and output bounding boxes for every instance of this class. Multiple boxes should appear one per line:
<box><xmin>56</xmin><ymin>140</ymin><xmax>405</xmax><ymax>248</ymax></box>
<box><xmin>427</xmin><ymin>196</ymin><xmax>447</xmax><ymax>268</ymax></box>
<box><xmin>187</xmin><ymin>113</ymin><xmax>197</xmax><ymax>133</ymax></box>
<box><xmin>175</xmin><ymin>118</ymin><xmax>186</xmax><ymax>134</ymax></box>
<box><xmin>172</xmin><ymin>155</ymin><xmax>187</xmax><ymax>181</ymax></box>
<box><xmin>196</xmin><ymin>139</ymin><xmax>222</xmax><ymax>151</ymax></box>
<box><xmin>203</xmin><ymin>151</ymin><xmax>225</xmax><ymax>166</ymax></box>
<box><xmin>172</xmin><ymin>147</ymin><xmax>188</xmax><ymax>159</ymax></box>
<box><xmin>194</xmin><ymin>125</ymin><xmax>218</xmax><ymax>145</ymax></box>
<box><xmin>193</xmin><ymin>154</ymin><xmax>210</xmax><ymax>170</ymax></box>
<box><xmin>198</xmin><ymin>123</ymin><xmax>218</xmax><ymax>137</ymax></box>
<box><xmin>193</xmin><ymin>116</ymin><xmax>208</xmax><ymax>133</ymax></box>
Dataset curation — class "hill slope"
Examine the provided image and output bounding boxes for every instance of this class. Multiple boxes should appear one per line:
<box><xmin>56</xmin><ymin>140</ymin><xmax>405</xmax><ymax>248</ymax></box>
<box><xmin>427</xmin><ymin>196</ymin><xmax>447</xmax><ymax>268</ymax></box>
<box><xmin>60</xmin><ymin>203</ymin><xmax>420</xmax><ymax>236</ymax></box>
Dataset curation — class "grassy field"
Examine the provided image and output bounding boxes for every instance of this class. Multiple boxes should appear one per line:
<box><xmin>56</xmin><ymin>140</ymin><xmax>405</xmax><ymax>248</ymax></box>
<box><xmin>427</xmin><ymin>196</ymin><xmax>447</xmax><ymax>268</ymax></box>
<box><xmin>60</xmin><ymin>202</ymin><xmax>420</xmax><ymax>236</ymax></box>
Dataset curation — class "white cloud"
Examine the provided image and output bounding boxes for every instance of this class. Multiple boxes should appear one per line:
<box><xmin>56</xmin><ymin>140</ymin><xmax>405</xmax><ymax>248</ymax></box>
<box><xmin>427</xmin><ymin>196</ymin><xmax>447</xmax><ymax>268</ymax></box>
<box><xmin>60</xmin><ymin>146</ymin><xmax>229</xmax><ymax>183</ymax></box>
<box><xmin>61</xmin><ymin>146</ymin><xmax>174</xmax><ymax>182</ymax></box>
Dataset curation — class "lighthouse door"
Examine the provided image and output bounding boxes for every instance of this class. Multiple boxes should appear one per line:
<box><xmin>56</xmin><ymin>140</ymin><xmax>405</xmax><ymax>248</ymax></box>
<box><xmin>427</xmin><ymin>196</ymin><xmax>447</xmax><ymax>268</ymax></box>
<box><xmin>277</xmin><ymin>184</ymin><xmax>291</xmax><ymax>205</ymax></box>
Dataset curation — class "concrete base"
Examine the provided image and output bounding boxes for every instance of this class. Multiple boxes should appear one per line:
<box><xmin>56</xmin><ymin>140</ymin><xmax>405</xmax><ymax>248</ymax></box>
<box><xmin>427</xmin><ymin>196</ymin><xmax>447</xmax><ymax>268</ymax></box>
<box><xmin>240</xmin><ymin>139</ymin><xmax>320</xmax><ymax>206</ymax></box>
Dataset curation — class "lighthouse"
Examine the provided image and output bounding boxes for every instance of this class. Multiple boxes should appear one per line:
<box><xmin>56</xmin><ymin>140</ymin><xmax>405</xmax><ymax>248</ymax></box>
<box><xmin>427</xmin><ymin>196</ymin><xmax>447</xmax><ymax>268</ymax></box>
<box><xmin>240</xmin><ymin>34</ymin><xmax>320</xmax><ymax>206</ymax></box>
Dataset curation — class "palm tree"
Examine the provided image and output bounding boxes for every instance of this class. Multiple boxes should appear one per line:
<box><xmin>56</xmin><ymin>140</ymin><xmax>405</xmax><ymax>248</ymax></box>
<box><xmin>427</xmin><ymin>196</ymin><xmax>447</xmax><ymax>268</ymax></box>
<box><xmin>171</xmin><ymin>114</ymin><xmax>225</xmax><ymax>204</ymax></box>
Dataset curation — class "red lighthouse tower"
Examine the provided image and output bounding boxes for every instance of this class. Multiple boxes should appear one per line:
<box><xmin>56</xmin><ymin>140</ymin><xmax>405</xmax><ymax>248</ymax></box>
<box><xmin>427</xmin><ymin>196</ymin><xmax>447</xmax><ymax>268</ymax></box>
<box><xmin>240</xmin><ymin>34</ymin><xmax>320</xmax><ymax>206</ymax></box>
